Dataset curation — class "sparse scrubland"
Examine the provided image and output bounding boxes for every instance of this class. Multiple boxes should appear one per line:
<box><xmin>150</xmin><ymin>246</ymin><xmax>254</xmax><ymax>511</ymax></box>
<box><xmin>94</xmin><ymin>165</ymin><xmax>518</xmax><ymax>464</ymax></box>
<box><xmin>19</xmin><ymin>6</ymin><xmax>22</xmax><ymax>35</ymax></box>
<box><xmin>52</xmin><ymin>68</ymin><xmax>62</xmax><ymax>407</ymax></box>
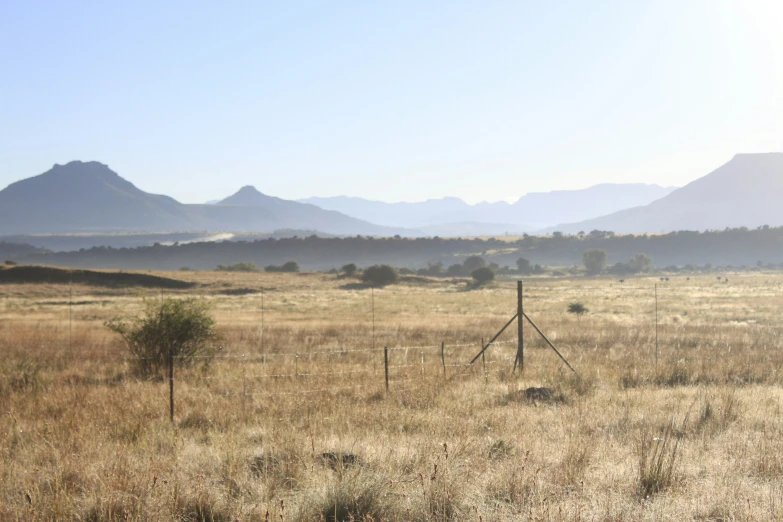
<box><xmin>2</xmin><ymin>269</ymin><xmax>783</xmax><ymax>520</ymax></box>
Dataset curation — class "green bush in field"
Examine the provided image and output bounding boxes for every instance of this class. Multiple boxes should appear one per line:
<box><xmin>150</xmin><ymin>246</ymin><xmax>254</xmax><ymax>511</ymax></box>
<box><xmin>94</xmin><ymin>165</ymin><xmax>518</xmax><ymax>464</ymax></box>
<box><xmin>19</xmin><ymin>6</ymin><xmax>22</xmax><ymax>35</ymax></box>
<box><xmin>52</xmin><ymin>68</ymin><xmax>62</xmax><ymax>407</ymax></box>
<box><xmin>361</xmin><ymin>265</ymin><xmax>398</xmax><ymax>287</ymax></box>
<box><xmin>106</xmin><ymin>298</ymin><xmax>221</xmax><ymax>375</ymax></box>
<box><xmin>471</xmin><ymin>266</ymin><xmax>495</xmax><ymax>286</ymax></box>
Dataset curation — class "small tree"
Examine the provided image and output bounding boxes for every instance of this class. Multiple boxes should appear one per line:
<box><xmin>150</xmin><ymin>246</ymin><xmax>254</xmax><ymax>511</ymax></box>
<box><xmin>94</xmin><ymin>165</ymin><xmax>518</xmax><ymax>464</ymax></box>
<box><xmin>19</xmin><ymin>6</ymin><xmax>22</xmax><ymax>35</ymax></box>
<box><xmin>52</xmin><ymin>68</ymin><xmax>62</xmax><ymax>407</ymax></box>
<box><xmin>567</xmin><ymin>302</ymin><xmax>589</xmax><ymax>322</ymax></box>
<box><xmin>582</xmin><ymin>249</ymin><xmax>607</xmax><ymax>275</ymax></box>
<box><xmin>341</xmin><ymin>263</ymin><xmax>358</xmax><ymax>277</ymax></box>
<box><xmin>106</xmin><ymin>298</ymin><xmax>221</xmax><ymax>375</ymax></box>
<box><xmin>471</xmin><ymin>267</ymin><xmax>495</xmax><ymax>286</ymax></box>
<box><xmin>280</xmin><ymin>261</ymin><xmax>300</xmax><ymax>272</ymax></box>
<box><xmin>516</xmin><ymin>257</ymin><xmax>533</xmax><ymax>275</ymax></box>
<box><xmin>628</xmin><ymin>253</ymin><xmax>653</xmax><ymax>273</ymax></box>
<box><xmin>463</xmin><ymin>255</ymin><xmax>486</xmax><ymax>273</ymax></box>
<box><xmin>361</xmin><ymin>265</ymin><xmax>398</xmax><ymax>287</ymax></box>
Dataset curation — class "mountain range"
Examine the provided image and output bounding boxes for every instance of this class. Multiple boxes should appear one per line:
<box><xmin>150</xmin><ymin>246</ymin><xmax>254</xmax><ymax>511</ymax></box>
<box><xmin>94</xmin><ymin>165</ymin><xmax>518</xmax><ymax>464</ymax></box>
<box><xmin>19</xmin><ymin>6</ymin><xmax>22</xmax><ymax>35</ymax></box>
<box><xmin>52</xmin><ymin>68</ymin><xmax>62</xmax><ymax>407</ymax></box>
<box><xmin>1</xmin><ymin>154</ymin><xmax>782</xmax><ymax>240</ymax></box>
<box><xmin>300</xmin><ymin>183</ymin><xmax>676</xmax><ymax>230</ymax></box>
<box><xmin>0</xmin><ymin>161</ymin><xmax>402</xmax><ymax>236</ymax></box>
<box><xmin>552</xmin><ymin>153</ymin><xmax>783</xmax><ymax>233</ymax></box>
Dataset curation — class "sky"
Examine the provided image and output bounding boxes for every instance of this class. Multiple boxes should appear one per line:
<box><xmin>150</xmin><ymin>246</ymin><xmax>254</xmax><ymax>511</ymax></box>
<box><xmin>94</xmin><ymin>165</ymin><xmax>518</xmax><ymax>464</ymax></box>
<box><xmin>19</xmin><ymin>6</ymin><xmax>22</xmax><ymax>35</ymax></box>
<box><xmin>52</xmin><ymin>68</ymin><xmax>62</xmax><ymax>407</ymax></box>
<box><xmin>1</xmin><ymin>0</ymin><xmax>781</xmax><ymax>204</ymax></box>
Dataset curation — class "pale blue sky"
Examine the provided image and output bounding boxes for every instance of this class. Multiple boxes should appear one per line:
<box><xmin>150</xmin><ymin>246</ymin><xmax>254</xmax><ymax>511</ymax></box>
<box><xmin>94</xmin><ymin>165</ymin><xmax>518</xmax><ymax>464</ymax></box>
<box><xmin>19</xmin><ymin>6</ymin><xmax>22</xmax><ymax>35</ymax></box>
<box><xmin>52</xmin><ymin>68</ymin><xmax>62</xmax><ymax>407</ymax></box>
<box><xmin>1</xmin><ymin>1</ymin><xmax>780</xmax><ymax>204</ymax></box>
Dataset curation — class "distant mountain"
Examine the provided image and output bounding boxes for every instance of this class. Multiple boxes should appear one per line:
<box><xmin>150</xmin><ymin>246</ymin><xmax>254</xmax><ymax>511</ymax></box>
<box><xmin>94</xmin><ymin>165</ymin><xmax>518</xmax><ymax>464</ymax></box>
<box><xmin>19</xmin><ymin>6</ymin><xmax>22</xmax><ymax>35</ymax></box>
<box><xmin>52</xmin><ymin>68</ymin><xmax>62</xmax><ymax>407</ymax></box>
<box><xmin>0</xmin><ymin>162</ymin><xmax>404</xmax><ymax>236</ymax></box>
<box><xmin>552</xmin><ymin>154</ymin><xmax>783</xmax><ymax>233</ymax></box>
<box><xmin>300</xmin><ymin>183</ymin><xmax>676</xmax><ymax>230</ymax></box>
<box><xmin>0</xmin><ymin>161</ymin><xmax>193</xmax><ymax>234</ymax></box>
<box><xmin>299</xmin><ymin>196</ymin><xmax>475</xmax><ymax>228</ymax></box>
<box><xmin>211</xmin><ymin>185</ymin><xmax>408</xmax><ymax>235</ymax></box>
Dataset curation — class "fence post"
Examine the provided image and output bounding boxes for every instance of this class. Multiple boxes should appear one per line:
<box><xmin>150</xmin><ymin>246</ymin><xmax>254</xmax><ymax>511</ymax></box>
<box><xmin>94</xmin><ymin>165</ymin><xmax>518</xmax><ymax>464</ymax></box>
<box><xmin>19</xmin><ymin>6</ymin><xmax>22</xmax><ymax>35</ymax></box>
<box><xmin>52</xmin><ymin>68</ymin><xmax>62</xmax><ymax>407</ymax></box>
<box><xmin>441</xmin><ymin>341</ymin><xmax>446</xmax><ymax>379</ymax></box>
<box><xmin>384</xmin><ymin>347</ymin><xmax>389</xmax><ymax>394</ymax></box>
<box><xmin>420</xmin><ymin>351</ymin><xmax>424</xmax><ymax>378</ymax></box>
<box><xmin>168</xmin><ymin>347</ymin><xmax>175</xmax><ymax>424</ymax></box>
<box><xmin>655</xmin><ymin>283</ymin><xmax>659</xmax><ymax>371</ymax></box>
<box><xmin>514</xmin><ymin>280</ymin><xmax>524</xmax><ymax>372</ymax></box>
<box><xmin>242</xmin><ymin>354</ymin><xmax>247</xmax><ymax>401</ymax></box>
<box><xmin>481</xmin><ymin>337</ymin><xmax>487</xmax><ymax>384</ymax></box>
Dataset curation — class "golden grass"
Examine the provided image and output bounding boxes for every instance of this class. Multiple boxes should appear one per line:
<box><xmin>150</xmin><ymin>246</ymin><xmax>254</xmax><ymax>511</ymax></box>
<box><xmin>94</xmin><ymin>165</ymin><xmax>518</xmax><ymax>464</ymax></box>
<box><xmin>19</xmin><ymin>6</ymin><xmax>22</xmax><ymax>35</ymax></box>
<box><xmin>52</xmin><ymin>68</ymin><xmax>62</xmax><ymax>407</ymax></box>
<box><xmin>2</xmin><ymin>270</ymin><xmax>783</xmax><ymax>520</ymax></box>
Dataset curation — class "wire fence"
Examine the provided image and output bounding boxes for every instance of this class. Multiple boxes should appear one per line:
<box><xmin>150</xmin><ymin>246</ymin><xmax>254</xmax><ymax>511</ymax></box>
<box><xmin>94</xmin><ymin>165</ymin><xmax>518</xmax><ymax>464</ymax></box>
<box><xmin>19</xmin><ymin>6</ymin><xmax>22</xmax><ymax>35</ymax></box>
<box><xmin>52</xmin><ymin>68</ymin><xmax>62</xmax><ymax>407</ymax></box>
<box><xmin>3</xmin><ymin>276</ymin><xmax>782</xmax><ymax>418</ymax></box>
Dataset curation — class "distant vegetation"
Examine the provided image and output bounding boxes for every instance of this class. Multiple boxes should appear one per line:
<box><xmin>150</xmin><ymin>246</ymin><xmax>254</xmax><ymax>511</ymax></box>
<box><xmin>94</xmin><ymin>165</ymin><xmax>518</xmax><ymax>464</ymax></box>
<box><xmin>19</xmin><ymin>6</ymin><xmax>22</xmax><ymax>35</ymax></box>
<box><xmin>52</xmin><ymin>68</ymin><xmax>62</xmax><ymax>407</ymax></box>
<box><xmin>471</xmin><ymin>266</ymin><xmax>495</xmax><ymax>286</ymax></box>
<box><xmin>361</xmin><ymin>265</ymin><xmax>398</xmax><ymax>287</ymax></box>
<box><xmin>216</xmin><ymin>262</ymin><xmax>260</xmax><ymax>272</ymax></box>
<box><xmin>265</xmin><ymin>261</ymin><xmax>300</xmax><ymax>273</ymax></box>
<box><xmin>582</xmin><ymin>249</ymin><xmax>607</xmax><ymax>275</ymax></box>
<box><xmin>8</xmin><ymin>226</ymin><xmax>783</xmax><ymax>272</ymax></box>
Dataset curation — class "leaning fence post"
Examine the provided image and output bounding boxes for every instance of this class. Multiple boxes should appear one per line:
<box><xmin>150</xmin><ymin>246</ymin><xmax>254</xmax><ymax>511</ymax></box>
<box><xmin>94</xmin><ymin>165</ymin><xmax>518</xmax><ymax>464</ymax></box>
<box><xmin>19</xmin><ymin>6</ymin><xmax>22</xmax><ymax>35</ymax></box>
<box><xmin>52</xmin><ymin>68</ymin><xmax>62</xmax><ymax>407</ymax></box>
<box><xmin>384</xmin><ymin>347</ymin><xmax>389</xmax><ymax>394</ymax></box>
<box><xmin>441</xmin><ymin>341</ymin><xmax>446</xmax><ymax>379</ymax></box>
<box><xmin>168</xmin><ymin>347</ymin><xmax>175</xmax><ymax>424</ymax></box>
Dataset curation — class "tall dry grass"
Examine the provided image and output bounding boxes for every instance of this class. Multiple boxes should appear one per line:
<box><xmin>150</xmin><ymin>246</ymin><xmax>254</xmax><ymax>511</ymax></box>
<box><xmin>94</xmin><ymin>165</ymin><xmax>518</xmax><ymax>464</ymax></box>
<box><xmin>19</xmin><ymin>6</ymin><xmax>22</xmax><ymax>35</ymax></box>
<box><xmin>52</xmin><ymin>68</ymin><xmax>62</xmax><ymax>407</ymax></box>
<box><xmin>1</xmin><ymin>271</ymin><xmax>783</xmax><ymax>520</ymax></box>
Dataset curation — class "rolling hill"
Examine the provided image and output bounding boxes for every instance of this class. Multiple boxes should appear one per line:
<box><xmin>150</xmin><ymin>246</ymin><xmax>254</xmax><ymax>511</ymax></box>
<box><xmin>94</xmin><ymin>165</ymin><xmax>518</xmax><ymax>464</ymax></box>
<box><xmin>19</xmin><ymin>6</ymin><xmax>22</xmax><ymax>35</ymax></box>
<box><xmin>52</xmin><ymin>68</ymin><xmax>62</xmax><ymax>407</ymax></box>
<box><xmin>552</xmin><ymin>153</ymin><xmax>783</xmax><ymax>233</ymax></box>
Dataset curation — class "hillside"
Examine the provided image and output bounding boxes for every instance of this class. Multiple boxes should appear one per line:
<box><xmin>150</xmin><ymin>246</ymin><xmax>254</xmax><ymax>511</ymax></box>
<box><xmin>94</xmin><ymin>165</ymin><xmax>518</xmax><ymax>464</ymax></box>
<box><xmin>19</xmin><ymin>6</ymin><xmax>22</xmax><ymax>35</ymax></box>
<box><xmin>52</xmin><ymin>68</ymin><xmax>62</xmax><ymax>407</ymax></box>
<box><xmin>212</xmin><ymin>186</ymin><xmax>404</xmax><ymax>235</ymax></box>
<box><xmin>554</xmin><ymin>154</ymin><xmax>783</xmax><ymax>233</ymax></box>
<box><xmin>300</xmin><ymin>183</ymin><xmax>675</xmax><ymax>230</ymax></box>
<box><xmin>0</xmin><ymin>162</ymin><xmax>402</xmax><ymax>236</ymax></box>
<box><xmin>0</xmin><ymin>161</ymin><xmax>193</xmax><ymax>234</ymax></box>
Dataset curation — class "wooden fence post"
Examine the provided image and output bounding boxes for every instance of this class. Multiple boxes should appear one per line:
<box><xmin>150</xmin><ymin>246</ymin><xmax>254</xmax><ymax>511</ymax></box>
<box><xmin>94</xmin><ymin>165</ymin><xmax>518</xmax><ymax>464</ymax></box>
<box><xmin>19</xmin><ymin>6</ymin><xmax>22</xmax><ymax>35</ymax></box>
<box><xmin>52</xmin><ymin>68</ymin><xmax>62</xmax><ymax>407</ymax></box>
<box><xmin>481</xmin><ymin>337</ymin><xmax>487</xmax><ymax>384</ymax></box>
<box><xmin>514</xmin><ymin>280</ymin><xmax>524</xmax><ymax>372</ymax></box>
<box><xmin>168</xmin><ymin>347</ymin><xmax>175</xmax><ymax>424</ymax></box>
<box><xmin>441</xmin><ymin>341</ymin><xmax>446</xmax><ymax>379</ymax></box>
<box><xmin>384</xmin><ymin>347</ymin><xmax>389</xmax><ymax>394</ymax></box>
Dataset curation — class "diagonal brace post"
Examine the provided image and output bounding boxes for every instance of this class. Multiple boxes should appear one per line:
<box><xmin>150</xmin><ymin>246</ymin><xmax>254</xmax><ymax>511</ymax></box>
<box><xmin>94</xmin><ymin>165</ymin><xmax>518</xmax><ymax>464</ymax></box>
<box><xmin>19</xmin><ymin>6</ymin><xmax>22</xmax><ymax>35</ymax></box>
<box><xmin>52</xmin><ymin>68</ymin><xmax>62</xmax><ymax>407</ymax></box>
<box><xmin>523</xmin><ymin>312</ymin><xmax>577</xmax><ymax>374</ymax></box>
<box><xmin>469</xmin><ymin>313</ymin><xmax>518</xmax><ymax>365</ymax></box>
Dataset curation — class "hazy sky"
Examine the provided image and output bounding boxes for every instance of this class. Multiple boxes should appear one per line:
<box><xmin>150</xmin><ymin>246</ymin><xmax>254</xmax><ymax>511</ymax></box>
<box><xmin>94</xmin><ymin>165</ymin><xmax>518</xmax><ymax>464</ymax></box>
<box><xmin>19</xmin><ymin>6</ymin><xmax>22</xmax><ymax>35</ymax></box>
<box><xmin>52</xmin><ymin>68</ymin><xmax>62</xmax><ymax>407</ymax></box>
<box><xmin>1</xmin><ymin>1</ymin><xmax>781</xmax><ymax>204</ymax></box>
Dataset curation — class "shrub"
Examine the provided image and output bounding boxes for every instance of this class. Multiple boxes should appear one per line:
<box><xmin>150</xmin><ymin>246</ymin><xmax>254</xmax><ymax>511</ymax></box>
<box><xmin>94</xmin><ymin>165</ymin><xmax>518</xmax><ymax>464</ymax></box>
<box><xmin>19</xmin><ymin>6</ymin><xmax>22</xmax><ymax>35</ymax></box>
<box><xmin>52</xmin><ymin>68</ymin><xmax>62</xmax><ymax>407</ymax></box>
<box><xmin>567</xmin><ymin>302</ymin><xmax>588</xmax><ymax>321</ymax></box>
<box><xmin>265</xmin><ymin>261</ymin><xmax>300</xmax><ymax>273</ymax></box>
<box><xmin>361</xmin><ymin>265</ymin><xmax>398</xmax><ymax>287</ymax></box>
<box><xmin>463</xmin><ymin>255</ymin><xmax>486</xmax><ymax>272</ymax></box>
<box><xmin>216</xmin><ymin>262</ymin><xmax>258</xmax><ymax>272</ymax></box>
<box><xmin>340</xmin><ymin>263</ymin><xmax>357</xmax><ymax>276</ymax></box>
<box><xmin>105</xmin><ymin>298</ymin><xmax>222</xmax><ymax>375</ymax></box>
<box><xmin>471</xmin><ymin>267</ymin><xmax>495</xmax><ymax>286</ymax></box>
<box><xmin>516</xmin><ymin>257</ymin><xmax>533</xmax><ymax>274</ymax></box>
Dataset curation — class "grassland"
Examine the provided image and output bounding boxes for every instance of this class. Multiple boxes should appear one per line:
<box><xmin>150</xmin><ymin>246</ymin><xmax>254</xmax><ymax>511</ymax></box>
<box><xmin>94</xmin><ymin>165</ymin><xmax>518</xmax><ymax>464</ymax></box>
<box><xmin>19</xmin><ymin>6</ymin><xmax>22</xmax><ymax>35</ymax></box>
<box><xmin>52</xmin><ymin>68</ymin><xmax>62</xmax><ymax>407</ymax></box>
<box><xmin>2</xmin><ymin>269</ymin><xmax>783</xmax><ymax>521</ymax></box>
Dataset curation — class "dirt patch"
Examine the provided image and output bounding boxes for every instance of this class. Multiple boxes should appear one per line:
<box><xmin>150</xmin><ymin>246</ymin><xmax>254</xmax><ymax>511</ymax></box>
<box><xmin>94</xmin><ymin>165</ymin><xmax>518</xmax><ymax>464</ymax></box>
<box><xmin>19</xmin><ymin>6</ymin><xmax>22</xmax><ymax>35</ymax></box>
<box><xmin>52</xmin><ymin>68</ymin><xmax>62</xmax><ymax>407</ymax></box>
<box><xmin>0</xmin><ymin>265</ymin><xmax>196</xmax><ymax>289</ymax></box>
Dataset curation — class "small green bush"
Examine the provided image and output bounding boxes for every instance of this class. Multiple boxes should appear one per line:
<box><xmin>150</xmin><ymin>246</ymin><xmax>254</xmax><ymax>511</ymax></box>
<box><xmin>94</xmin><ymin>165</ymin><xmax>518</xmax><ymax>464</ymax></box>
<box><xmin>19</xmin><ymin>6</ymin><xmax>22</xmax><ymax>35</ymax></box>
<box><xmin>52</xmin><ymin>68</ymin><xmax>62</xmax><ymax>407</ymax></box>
<box><xmin>471</xmin><ymin>267</ymin><xmax>495</xmax><ymax>286</ymax></box>
<box><xmin>265</xmin><ymin>261</ymin><xmax>300</xmax><ymax>273</ymax></box>
<box><xmin>106</xmin><ymin>298</ymin><xmax>222</xmax><ymax>375</ymax></box>
<box><xmin>216</xmin><ymin>262</ymin><xmax>259</xmax><ymax>272</ymax></box>
<box><xmin>361</xmin><ymin>265</ymin><xmax>398</xmax><ymax>287</ymax></box>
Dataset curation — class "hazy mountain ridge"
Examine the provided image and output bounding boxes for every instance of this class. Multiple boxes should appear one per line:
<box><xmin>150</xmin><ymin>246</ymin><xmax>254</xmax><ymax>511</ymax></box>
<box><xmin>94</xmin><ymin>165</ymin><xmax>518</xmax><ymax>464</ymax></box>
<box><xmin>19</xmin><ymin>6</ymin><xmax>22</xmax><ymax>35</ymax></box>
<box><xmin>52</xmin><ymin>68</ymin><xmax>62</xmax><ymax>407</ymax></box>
<box><xmin>552</xmin><ymin>154</ymin><xmax>783</xmax><ymax>233</ymax></box>
<box><xmin>0</xmin><ymin>162</ymin><xmax>404</xmax><ymax>236</ymax></box>
<box><xmin>300</xmin><ymin>183</ymin><xmax>676</xmax><ymax>230</ymax></box>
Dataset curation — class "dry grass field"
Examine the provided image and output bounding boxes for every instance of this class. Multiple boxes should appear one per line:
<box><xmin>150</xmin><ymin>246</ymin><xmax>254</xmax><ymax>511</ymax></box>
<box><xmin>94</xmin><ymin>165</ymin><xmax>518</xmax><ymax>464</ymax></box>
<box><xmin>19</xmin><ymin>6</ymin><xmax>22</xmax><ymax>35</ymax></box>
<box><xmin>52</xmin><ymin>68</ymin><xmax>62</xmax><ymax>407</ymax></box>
<box><xmin>2</xmin><ymin>269</ymin><xmax>783</xmax><ymax>521</ymax></box>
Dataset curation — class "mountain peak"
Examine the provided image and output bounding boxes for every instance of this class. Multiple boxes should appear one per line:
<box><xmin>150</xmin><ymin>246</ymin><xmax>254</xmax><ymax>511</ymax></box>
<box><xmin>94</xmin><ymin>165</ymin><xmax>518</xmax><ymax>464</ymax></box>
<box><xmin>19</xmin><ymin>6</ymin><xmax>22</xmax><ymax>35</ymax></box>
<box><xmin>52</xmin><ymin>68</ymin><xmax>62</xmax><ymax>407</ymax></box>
<box><xmin>236</xmin><ymin>185</ymin><xmax>262</xmax><ymax>194</ymax></box>
<box><xmin>220</xmin><ymin>185</ymin><xmax>272</xmax><ymax>206</ymax></box>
